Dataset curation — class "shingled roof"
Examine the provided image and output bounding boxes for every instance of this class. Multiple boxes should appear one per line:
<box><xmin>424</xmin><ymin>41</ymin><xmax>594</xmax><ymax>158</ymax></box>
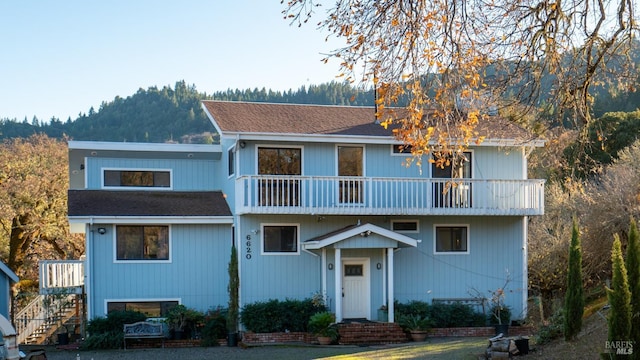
<box><xmin>68</xmin><ymin>190</ymin><xmax>231</xmax><ymax>217</ymax></box>
<box><xmin>202</xmin><ymin>100</ymin><xmax>535</xmax><ymax>141</ymax></box>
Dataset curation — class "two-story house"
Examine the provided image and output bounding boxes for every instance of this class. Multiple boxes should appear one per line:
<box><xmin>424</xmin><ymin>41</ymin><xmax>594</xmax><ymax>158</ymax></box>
<box><xmin>66</xmin><ymin>101</ymin><xmax>544</xmax><ymax>324</ymax></box>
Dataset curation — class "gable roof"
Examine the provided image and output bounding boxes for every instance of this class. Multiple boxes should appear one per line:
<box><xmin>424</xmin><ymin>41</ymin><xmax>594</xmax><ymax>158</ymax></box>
<box><xmin>201</xmin><ymin>100</ymin><xmax>542</xmax><ymax>145</ymax></box>
<box><xmin>68</xmin><ymin>190</ymin><xmax>232</xmax><ymax>224</ymax></box>
<box><xmin>303</xmin><ymin>223</ymin><xmax>418</xmax><ymax>250</ymax></box>
<box><xmin>0</xmin><ymin>262</ymin><xmax>18</xmax><ymax>283</ymax></box>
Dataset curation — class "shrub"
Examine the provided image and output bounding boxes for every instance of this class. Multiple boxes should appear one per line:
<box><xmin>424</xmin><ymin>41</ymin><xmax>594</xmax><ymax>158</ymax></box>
<box><xmin>200</xmin><ymin>307</ymin><xmax>227</xmax><ymax>347</ymax></box>
<box><xmin>536</xmin><ymin>309</ymin><xmax>564</xmax><ymax>345</ymax></box>
<box><xmin>241</xmin><ymin>298</ymin><xmax>326</xmax><ymax>333</ymax></box>
<box><xmin>83</xmin><ymin>310</ymin><xmax>147</xmax><ymax>350</ymax></box>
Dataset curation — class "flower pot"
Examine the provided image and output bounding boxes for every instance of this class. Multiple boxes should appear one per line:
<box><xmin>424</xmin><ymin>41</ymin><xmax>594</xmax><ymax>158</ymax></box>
<box><xmin>227</xmin><ymin>332</ymin><xmax>238</xmax><ymax>347</ymax></box>
<box><xmin>409</xmin><ymin>330</ymin><xmax>429</xmax><ymax>342</ymax></box>
<box><xmin>57</xmin><ymin>332</ymin><xmax>69</xmax><ymax>345</ymax></box>
<box><xmin>317</xmin><ymin>336</ymin><xmax>332</xmax><ymax>345</ymax></box>
<box><xmin>494</xmin><ymin>324</ymin><xmax>509</xmax><ymax>337</ymax></box>
<box><xmin>377</xmin><ymin>309</ymin><xmax>388</xmax><ymax>322</ymax></box>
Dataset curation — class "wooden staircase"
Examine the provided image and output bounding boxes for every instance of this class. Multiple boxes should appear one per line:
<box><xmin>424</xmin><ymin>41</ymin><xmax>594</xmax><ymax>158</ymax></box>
<box><xmin>15</xmin><ymin>293</ymin><xmax>82</xmax><ymax>345</ymax></box>
<box><xmin>337</xmin><ymin>321</ymin><xmax>408</xmax><ymax>345</ymax></box>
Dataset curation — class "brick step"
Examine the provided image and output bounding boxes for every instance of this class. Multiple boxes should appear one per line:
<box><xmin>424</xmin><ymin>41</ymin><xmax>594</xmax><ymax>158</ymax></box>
<box><xmin>337</xmin><ymin>322</ymin><xmax>409</xmax><ymax>345</ymax></box>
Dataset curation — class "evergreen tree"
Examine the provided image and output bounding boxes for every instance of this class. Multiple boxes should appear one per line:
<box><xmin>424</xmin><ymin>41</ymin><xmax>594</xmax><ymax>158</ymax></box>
<box><xmin>626</xmin><ymin>218</ymin><xmax>640</xmax><ymax>357</ymax></box>
<box><xmin>564</xmin><ymin>218</ymin><xmax>584</xmax><ymax>340</ymax></box>
<box><xmin>607</xmin><ymin>235</ymin><xmax>632</xmax><ymax>352</ymax></box>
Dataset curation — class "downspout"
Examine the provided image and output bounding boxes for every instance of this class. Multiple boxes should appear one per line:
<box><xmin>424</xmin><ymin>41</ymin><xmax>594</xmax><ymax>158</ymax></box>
<box><xmin>87</xmin><ymin>218</ymin><xmax>93</xmax><ymax>320</ymax></box>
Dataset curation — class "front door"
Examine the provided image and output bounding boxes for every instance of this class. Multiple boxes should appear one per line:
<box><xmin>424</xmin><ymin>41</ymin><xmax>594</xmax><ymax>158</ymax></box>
<box><xmin>342</xmin><ymin>258</ymin><xmax>370</xmax><ymax>319</ymax></box>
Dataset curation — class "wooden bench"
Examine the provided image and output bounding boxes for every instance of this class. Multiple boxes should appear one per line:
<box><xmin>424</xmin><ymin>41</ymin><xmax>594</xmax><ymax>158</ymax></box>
<box><xmin>123</xmin><ymin>321</ymin><xmax>165</xmax><ymax>349</ymax></box>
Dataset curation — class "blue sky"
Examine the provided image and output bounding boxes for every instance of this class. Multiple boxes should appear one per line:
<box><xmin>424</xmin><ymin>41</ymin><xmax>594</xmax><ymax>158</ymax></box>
<box><xmin>0</xmin><ymin>1</ymin><xmax>342</xmax><ymax>122</ymax></box>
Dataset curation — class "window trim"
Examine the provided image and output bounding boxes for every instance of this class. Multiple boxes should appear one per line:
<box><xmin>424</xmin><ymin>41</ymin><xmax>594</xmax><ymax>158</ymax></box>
<box><xmin>391</xmin><ymin>219</ymin><xmax>420</xmax><ymax>233</ymax></box>
<box><xmin>102</xmin><ymin>167</ymin><xmax>173</xmax><ymax>190</ymax></box>
<box><xmin>113</xmin><ymin>225</ymin><xmax>172</xmax><ymax>263</ymax></box>
<box><xmin>255</xmin><ymin>144</ymin><xmax>304</xmax><ymax>175</ymax></box>
<box><xmin>433</xmin><ymin>224</ymin><xmax>470</xmax><ymax>255</ymax></box>
<box><xmin>430</xmin><ymin>150</ymin><xmax>474</xmax><ymax>179</ymax></box>
<box><xmin>228</xmin><ymin>145</ymin><xmax>236</xmax><ymax>178</ymax></box>
<box><xmin>260</xmin><ymin>223</ymin><xmax>300</xmax><ymax>255</ymax></box>
<box><xmin>390</xmin><ymin>144</ymin><xmax>413</xmax><ymax>156</ymax></box>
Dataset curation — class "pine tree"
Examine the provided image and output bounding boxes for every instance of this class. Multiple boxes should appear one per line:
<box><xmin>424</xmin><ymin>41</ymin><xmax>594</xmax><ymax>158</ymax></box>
<box><xmin>607</xmin><ymin>235</ymin><xmax>632</xmax><ymax>350</ymax></box>
<box><xmin>626</xmin><ymin>218</ymin><xmax>640</xmax><ymax>358</ymax></box>
<box><xmin>564</xmin><ymin>218</ymin><xmax>584</xmax><ymax>340</ymax></box>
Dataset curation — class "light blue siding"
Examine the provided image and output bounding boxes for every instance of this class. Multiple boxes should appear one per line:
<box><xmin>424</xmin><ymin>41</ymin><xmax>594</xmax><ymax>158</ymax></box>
<box><xmin>85</xmin><ymin>158</ymin><xmax>219</xmax><ymax>190</ymax></box>
<box><xmin>88</xmin><ymin>224</ymin><xmax>231</xmax><ymax>318</ymax></box>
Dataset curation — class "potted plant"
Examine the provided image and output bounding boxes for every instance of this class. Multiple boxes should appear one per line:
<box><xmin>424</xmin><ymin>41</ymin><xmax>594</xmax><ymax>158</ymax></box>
<box><xmin>227</xmin><ymin>244</ymin><xmax>240</xmax><ymax>347</ymax></box>
<box><xmin>166</xmin><ymin>304</ymin><xmax>189</xmax><ymax>339</ymax></box>
<box><xmin>377</xmin><ymin>304</ymin><xmax>388</xmax><ymax>322</ymax></box>
<box><xmin>488</xmin><ymin>286</ymin><xmax>512</xmax><ymax>336</ymax></box>
<box><xmin>308</xmin><ymin>311</ymin><xmax>338</xmax><ymax>345</ymax></box>
<box><xmin>398</xmin><ymin>314</ymin><xmax>433</xmax><ymax>341</ymax></box>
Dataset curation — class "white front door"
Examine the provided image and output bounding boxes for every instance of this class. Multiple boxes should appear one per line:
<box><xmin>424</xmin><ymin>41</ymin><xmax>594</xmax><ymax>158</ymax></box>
<box><xmin>342</xmin><ymin>258</ymin><xmax>370</xmax><ymax>319</ymax></box>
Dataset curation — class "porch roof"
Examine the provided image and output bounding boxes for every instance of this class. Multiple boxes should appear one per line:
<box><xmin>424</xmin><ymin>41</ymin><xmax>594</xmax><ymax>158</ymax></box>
<box><xmin>68</xmin><ymin>190</ymin><xmax>232</xmax><ymax>218</ymax></box>
<box><xmin>303</xmin><ymin>223</ymin><xmax>418</xmax><ymax>250</ymax></box>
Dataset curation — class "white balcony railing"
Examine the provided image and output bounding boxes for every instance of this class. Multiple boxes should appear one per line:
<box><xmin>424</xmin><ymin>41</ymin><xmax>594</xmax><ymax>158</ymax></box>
<box><xmin>236</xmin><ymin>176</ymin><xmax>545</xmax><ymax>216</ymax></box>
<box><xmin>39</xmin><ymin>260</ymin><xmax>84</xmax><ymax>295</ymax></box>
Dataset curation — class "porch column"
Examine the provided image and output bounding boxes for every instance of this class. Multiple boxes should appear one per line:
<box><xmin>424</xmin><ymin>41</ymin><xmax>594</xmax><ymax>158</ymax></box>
<box><xmin>387</xmin><ymin>247</ymin><xmax>394</xmax><ymax>323</ymax></box>
<box><xmin>321</xmin><ymin>248</ymin><xmax>327</xmax><ymax>305</ymax></box>
<box><xmin>334</xmin><ymin>248</ymin><xmax>342</xmax><ymax>322</ymax></box>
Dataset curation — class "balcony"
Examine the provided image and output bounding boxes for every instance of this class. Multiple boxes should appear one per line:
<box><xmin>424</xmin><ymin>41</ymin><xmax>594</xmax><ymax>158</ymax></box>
<box><xmin>39</xmin><ymin>260</ymin><xmax>84</xmax><ymax>295</ymax></box>
<box><xmin>235</xmin><ymin>175</ymin><xmax>545</xmax><ymax>216</ymax></box>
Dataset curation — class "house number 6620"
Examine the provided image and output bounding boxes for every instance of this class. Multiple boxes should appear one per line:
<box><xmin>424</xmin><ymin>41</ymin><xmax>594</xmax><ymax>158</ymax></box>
<box><xmin>245</xmin><ymin>235</ymin><xmax>252</xmax><ymax>259</ymax></box>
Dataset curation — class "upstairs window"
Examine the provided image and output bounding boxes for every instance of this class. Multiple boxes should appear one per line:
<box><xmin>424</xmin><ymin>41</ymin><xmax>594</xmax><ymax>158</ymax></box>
<box><xmin>391</xmin><ymin>220</ymin><xmax>419</xmax><ymax>233</ymax></box>
<box><xmin>104</xmin><ymin>169</ymin><xmax>171</xmax><ymax>188</ymax></box>
<box><xmin>116</xmin><ymin>225</ymin><xmax>170</xmax><ymax>261</ymax></box>
<box><xmin>228</xmin><ymin>147</ymin><xmax>235</xmax><ymax>177</ymax></box>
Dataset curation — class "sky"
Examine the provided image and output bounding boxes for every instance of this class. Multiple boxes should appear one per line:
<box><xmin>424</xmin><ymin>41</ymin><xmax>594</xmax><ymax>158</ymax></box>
<box><xmin>0</xmin><ymin>0</ymin><xmax>343</xmax><ymax>122</ymax></box>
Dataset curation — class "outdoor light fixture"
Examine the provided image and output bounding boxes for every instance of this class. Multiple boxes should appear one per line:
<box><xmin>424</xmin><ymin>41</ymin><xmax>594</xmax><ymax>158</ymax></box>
<box><xmin>97</xmin><ymin>227</ymin><xmax>107</xmax><ymax>235</ymax></box>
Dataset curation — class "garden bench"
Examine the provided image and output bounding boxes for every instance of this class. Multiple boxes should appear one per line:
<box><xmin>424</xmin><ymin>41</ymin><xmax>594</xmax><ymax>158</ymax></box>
<box><xmin>432</xmin><ymin>297</ymin><xmax>487</xmax><ymax>313</ymax></box>
<box><xmin>123</xmin><ymin>321</ymin><xmax>165</xmax><ymax>349</ymax></box>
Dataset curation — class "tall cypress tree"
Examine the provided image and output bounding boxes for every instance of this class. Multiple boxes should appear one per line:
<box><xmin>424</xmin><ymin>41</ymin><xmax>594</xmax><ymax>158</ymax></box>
<box><xmin>626</xmin><ymin>218</ymin><xmax>640</xmax><ymax>358</ymax></box>
<box><xmin>607</xmin><ymin>235</ymin><xmax>632</xmax><ymax>350</ymax></box>
<box><xmin>564</xmin><ymin>218</ymin><xmax>584</xmax><ymax>340</ymax></box>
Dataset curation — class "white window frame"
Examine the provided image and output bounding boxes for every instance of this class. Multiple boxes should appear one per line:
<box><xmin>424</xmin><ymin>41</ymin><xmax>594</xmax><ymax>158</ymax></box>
<box><xmin>113</xmin><ymin>224</ymin><xmax>173</xmax><ymax>263</ymax></box>
<box><xmin>433</xmin><ymin>224</ymin><xmax>470</xmax><ymax>255</ymax></box>
<box><xmin>391</xmin><ymin>219</ymin><xmax>420</xmax><ymax>233</ymax></box>
<box><xmin>390</xmin><ymin>144</ymin><xmax>413</xmax><ymax>156</ymax></box>
<box><xmin>102</xmin><ymin>167</ymin><xmax>173</xmax><ymax>190</ymax></box>
<box><xmin>255</xmin><ymin>144</ymin><xmax>304</xmax><ymax>175</ymax></box>
<box><xmin>228</xmin><ymin>145</ymin><xmax>236</xmax><ymax>178</ymax></box>
<box><xmin>260</xmin><ymin>223</ymin><xmax>300</xmax><ymax>255</ymax></box>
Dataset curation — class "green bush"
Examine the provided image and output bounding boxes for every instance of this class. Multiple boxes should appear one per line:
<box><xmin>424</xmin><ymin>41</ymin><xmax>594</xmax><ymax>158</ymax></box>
<box><xmin>396</xmin><ymin>300</ymin><xmax>486</xmax><ymax>328</ymax></box>
<box><xmin>536</xmin><ymin>309</ymin><xmax>564</xmax><ymax>345</ymax></box>
<box><xmin>83</xmin><ymin>310</ymin><xmax>147</xmax><ymax>350</ymax></box>
<box><xmin>241</xmin><ymin>298</ymin><xmax>326</xmax><ymax>333</ymax></box>
<box><xmin>200</xmin><ymin>307</ymin><xmax>227</xmax><ymax>347</ymax></box>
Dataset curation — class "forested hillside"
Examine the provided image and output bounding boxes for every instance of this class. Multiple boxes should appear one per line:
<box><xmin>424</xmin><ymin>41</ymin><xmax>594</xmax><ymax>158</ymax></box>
<box><xmin>0</xmin><ymin>80</ymin><xmax>374</xmax><ymax>143</ymax></box>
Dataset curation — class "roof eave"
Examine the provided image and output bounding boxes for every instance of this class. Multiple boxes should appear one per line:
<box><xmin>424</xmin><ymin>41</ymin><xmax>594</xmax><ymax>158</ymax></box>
<box><xmin>68</xmin><ymin>216</ymin><xmax>234</xmax><ymax>224</ymax></box>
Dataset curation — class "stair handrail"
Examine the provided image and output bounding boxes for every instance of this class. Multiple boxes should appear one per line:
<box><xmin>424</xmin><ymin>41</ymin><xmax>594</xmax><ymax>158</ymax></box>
<box><xmin>15</xmin><ymin>292</ymin><xmax>76</xmax><ymax>344</ymax></box>
<box><xmin>15</xmin><ymin>295</ymin><xmax>46</xmax><ymax>344</ymax></box>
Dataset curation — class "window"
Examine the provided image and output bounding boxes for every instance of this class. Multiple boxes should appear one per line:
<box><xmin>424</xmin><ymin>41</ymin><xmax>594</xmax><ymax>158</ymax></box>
<box><xmin>228</xmin><ymin>147</ymin><xmax>235</xmax><ymax>177</ymax></box>
<box><xmin>262</xmin><ymin>224</ymin><xmax>299</xmax><ymax>254</ymax></box>
<box><xmin>338</xmin><ymin>145</ymin><xmax>364</xmax><ymax>204</ymax></box>
<box><xmin>104</xmin><ymin>169</ymin><xmax>171</xmax><ymax>188</ymax></box>
<box><xmin>257</xmin><ymin>147</ymin><xmax>302</xmax><ymax>206</ymax></box>
<box><xmin>258</xmin><ymin>147</ymin><xmax>301</xmax><ymax>175</ymax></box>
<box><xmin>116</xmin><ymin>225</ymin><xmax>169</xmax><ymax>261</ymax></box>
<box><xmin>391</xmin><ymin>220</ymin><xmax>419</xmax><ymax>233</ymax></box>
<box><xmin>392</xmin><ymin>144</ymin><xmax>413</xmax><ymax>155</ymax></box>
<box><xmin>107</xmin><ymin>301</ymin><xmax>178</xmax><ymax>317</ymax></box>
<box><xmin>432</xmin><ymin>152</ymin><xmax>472</xmax><ymax>208</ymax></box>
<box><xmin>435</xmin><ymin>226</ymin><xmax>469</xmax><ymax>253</ymax></box>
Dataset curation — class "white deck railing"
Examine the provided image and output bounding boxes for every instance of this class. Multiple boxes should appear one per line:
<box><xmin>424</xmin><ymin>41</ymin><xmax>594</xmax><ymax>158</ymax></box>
<box><xmin>39</xmin><ymin>260</ymin><xmax>84</xmax><ymax>295</ymax></box>
<box><xmin>236</xmin><ymin>176</ymin><xmax>545</xmax><ymax>216</ymax></box>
